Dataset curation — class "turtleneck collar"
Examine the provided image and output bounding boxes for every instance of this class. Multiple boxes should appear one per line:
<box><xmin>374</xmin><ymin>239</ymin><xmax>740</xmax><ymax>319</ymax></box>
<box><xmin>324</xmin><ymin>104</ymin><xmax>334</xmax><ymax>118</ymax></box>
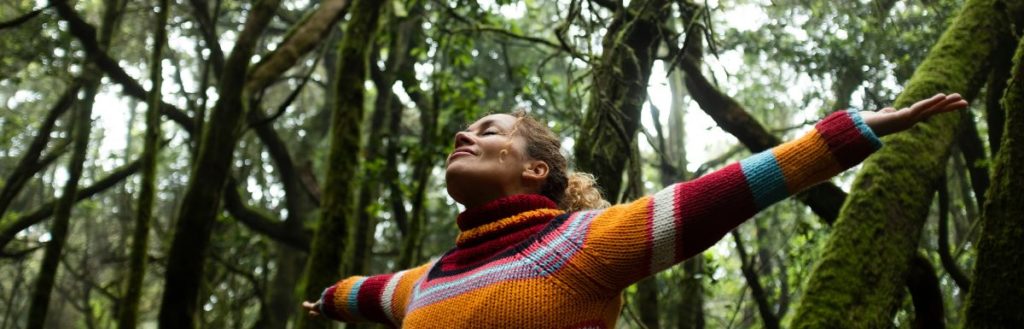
<box><xmin>454</xmin><ymin>194</ymin><xmax>563</xmax><ymax>248</ymax></box>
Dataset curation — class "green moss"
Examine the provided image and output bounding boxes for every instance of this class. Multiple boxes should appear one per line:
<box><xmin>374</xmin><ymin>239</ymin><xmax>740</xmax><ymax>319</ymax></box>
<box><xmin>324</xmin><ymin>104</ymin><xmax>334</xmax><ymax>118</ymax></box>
<box><xmin>790</xmin><ymin>0</ymin><xmax>1019</xmax><ymax>327</ymax></box>
<box><xmin>963</xmin><ymin>25</ymin><xmax>1024</xmax><ymax>329</ymax></box>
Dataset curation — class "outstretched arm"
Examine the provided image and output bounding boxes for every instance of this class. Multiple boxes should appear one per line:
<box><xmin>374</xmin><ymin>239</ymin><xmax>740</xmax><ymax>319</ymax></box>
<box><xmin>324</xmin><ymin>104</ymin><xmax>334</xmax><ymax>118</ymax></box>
<box><xmin>301</xmin><ymin>262</ymin><xmax>433</xmax><ymax>327</ymax></box>
<box><xmin>561</xmin><ymin>94</ymin><xmax>967</xmax><ymax>292</ymax></box>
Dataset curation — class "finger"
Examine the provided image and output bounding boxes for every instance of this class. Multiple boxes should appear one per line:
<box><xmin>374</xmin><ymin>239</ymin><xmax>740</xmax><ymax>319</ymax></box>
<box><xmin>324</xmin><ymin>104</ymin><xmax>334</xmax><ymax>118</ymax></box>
<box><xmin>941</xmin><ymin>100</ymin><xmax>969</xmax><ymax>112</ymax></box>
<box><xmin>908</xmin><ymin>94</ymin><xmax>947</xmax><ymax>114</ymax></box>
<box><xmin>927</xmin><ymin>95</ymin><xmax>967</xmax><ymax>115</ymax></box>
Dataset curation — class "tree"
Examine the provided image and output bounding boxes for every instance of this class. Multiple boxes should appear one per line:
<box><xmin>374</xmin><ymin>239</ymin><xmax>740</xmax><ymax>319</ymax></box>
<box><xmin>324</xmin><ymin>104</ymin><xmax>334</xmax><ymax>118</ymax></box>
<box><xmin>156</xmin><ymin>0</ymin><xmax>282</xmax><ymax>327</ymax></box>
<box><xmin>791</xmin><ymin>0</ymin><xmax>1024</xmax><ymax>327</ymax></box>
<box><xmin>25</xmin><ymin>0</ymin><xmax>122</xmax><ymax>327</ymax></box>
<box><xmin>294</xmin><ymin>1</ymin><xmax>386</xmax><ymax>328</ymax></box>
<box><xmin>963</xmin><ymin>34</ymin><xmax>1024</xmax><ymax>328</ymax></box>
<box><xmin>116</xmin><ymin>0</ymin><xmax>166</xmax><ymax>326</ymax></box>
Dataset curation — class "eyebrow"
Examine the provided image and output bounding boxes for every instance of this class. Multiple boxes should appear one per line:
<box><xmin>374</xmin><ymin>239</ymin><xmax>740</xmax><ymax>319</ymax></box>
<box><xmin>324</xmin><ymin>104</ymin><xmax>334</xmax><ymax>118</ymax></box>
<box><xmin>463</xmin><ymin>119</ymin><xmax>497</xmax><ymax>132</ymax></box>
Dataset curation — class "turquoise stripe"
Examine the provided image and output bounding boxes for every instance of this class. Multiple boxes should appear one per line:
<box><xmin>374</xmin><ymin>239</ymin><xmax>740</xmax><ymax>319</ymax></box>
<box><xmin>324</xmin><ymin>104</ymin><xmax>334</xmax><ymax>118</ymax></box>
<box><xmin>846</xmin><ymin>109</ymin><xmax>883</xmax><ymax>149</ymax></box>
<box><xmin>347</xmin><ymin>277</ymin><xmax>367</xmax><ymax>319</ymax></box>
<box><xmin>740</xmin><ymin>150</ymin><xmax>789</xmax><ymax>210</ymax></box>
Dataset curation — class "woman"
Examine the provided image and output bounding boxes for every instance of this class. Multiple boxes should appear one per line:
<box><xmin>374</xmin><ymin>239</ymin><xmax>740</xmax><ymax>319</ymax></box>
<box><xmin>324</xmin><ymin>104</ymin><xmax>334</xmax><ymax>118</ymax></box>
<box><xmin>302</xmin><ymin>93</ymin><xmax>967</xmax><ymax>328</ymax></box>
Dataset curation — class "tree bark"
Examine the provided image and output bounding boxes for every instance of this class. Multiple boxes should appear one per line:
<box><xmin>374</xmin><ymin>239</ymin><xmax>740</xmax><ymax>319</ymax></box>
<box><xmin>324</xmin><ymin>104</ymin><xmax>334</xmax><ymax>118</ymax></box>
<box><xmin>117</xmin><ymin>0</ymin><xmax>167</xmax><ymax>326</ymax></box>
<box><xmin>790</xmin><ymin>1</ymin><xmax>1022</xmax><ymax>327</ymax></box>
<box><xmin>294</xmin><ymin>1</ymin><xmax>386</xmax><ymax>328</ymax></box>
<box><xmin>157</xmin><ymin>0</ymin><xmax>282</xmax><ymax>327</ymax></box>
<box><xmin>963</xmin><ymin>32</ymin><xmax>1024</xmax><ymax>329</ymax></box>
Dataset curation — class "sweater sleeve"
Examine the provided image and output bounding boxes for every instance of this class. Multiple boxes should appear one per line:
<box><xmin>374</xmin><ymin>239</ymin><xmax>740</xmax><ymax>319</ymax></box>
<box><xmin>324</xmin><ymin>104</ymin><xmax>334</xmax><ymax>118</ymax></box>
<box><xmin>571</xmin><ymin>110</ymin><xmax>882</xmax><ymax>290</ymax></box>
<box><xmin>318</xmin><ymin>262</ymin><xmax>432</xmax><ymax>327</ymax></box>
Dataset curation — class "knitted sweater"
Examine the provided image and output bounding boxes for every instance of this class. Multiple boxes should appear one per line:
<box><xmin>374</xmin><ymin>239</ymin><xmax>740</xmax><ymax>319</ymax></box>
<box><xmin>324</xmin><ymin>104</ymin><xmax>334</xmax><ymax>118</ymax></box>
<box><xmin>318</xmin><ymin>110</ymin><xmax>882</xmax><ymax>328</ymax></box>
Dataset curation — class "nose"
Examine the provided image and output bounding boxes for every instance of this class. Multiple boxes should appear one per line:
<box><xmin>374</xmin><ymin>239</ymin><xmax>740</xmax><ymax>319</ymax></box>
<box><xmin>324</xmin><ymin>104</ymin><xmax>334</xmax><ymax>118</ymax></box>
<box><xmin>453</xmin><ymin>131</ymin><xmax>473</xmax><ymax>148</ymax></box>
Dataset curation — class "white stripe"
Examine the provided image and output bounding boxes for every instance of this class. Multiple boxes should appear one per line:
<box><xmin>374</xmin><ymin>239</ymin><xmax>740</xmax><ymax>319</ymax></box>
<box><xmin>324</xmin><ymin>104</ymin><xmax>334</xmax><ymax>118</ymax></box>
<box><xmin>650</xmin><ymin>184</ymin><xmax>679</xmax><ymax>273</ymax></box>
<box><xmin>380</xmin><ymin>270</ymin><xmax>408</xmax><ymax>326</ymax></box>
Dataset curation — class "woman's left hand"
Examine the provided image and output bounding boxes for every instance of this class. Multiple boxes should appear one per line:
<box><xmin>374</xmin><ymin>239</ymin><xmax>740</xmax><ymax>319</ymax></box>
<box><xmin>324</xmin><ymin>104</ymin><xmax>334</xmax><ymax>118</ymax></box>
<box><xmin>302</xmin><ymin>300</ymin><xmax>321</xmax><ymax>317</ymax></box>
<box><xmin>860</xmin><ymin>93</ymin><xmax>969</xmax><ymax>137</ymax></box>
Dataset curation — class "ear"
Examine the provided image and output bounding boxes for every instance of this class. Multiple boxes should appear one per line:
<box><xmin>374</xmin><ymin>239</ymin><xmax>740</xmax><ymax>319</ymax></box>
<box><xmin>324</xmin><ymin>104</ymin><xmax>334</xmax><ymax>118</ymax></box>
<box><xmin>522</xmin><ymin>160</ymin><xmax>549</xmax><ymax>184</ymax></box>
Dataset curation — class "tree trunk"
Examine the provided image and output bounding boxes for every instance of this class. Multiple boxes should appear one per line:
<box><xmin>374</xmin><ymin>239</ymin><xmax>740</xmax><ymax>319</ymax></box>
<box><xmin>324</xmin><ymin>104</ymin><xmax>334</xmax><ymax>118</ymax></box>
<box><xmin>574</xmin><ymin>0</ymin><xmax>670</xmax><ymax>201</ymax></box>
<box><xmin>790</xmin><ymin>1</ymin><xmax>1022</xmax><ymax>327</ymax></box>
<box><xmin>25</xmin><ymin>74</ymin><xmax>97</xmax><ymax>329</ymax></box>
<box><xmin>963</xmin><ymin>33</ymin><xmax>1024</xmax><ymax>329</ymax></box>
<box><xmin>26</xmin><ymin>0</ymin><xmax>122</xmax><ymax>326</ymax></box>
<box><xmin>294</xmin><ymin>1</ymin><xmax>386</xmax><ymax>328</ymax></box>
<box><xmin>157</xmin><ymin>0</ymin><xmax>281</xmax><ymax>327</ymax></box>
<box><xmin>117</xmin><ymin>0</ymin><xmax>167</xmax><ymax>327</ymax></box>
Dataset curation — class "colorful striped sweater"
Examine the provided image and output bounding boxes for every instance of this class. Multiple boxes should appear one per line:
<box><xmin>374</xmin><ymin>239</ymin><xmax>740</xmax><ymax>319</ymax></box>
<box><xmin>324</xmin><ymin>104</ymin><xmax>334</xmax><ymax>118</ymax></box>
<box><xmin>318</xmin><ymin>110</ymin><xmax>882</xmax><ymax>328</ymax></box>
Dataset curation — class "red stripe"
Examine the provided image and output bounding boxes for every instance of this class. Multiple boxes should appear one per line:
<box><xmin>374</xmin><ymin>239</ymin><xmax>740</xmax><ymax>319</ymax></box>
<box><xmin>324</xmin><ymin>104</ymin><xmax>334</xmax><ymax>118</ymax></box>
<box><xmin>676</xmin><ymin>163</ymin><xmax>756</xmax><ymax>259</ymax></box>
<box><xmin>356</xmin><ymin>274</ymin><xmax>394</xmax><ymax>323</ymax></box>
<box><xmin>320</xmin><ymin>285</ymin><xmax>341</xmax><ymax>321</ymax></box>
<box><xmin>815</xmin><ymin>111</ymin><xmax>875</xmax><ymax>168</ymax></box>
<box><xmin>442</xmin><ymin>221</ymin><xmax>548</xmax><ymax>272</ymax></box>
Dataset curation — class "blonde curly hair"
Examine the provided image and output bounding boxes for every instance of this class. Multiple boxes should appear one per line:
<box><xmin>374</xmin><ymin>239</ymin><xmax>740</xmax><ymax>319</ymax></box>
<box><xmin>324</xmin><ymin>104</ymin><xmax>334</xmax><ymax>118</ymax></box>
<box><xmin>509</xmin><ymin>111</ymin><xmax>610</xmax><ymax>212</ymax></box>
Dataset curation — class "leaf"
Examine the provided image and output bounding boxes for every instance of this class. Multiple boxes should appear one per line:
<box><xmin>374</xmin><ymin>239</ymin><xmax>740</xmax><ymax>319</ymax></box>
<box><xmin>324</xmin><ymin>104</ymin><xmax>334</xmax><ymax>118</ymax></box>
<box><xmin>392</xmin><ymin>0</ymin><xmax>408</xmax><ymax>18</ymax></box>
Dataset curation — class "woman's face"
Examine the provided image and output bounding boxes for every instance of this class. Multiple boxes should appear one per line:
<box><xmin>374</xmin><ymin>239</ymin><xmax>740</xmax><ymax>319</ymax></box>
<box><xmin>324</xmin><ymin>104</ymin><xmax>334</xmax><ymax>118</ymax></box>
<box><xmin>444</xmin><ymin>114</ymin><xmax>546</xmax><ymax>208</ymax></box>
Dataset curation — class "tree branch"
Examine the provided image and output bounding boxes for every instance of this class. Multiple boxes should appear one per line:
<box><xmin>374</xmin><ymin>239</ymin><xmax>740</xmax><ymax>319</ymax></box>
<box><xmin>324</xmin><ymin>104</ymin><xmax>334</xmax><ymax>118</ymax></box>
<box><xmin>731</xmin><ymin>231</ymin><xmax>780</xmax><ymax>329</ymax></box>
<box><xmin>937</xmin><ymin>176</ymin><xmax>971</xmax><ymax>292</ymax></box>
<box><xmin>0</xmin><ymin>158</ymin><xmax>141</xmax><ymax>253</ymax></box>
<box><xmin>222</xmin><ymin>178</ymin><xmax>311</xmax><ymax>252</ymax></box>
<box><xmin>50</xmin><ymin>0</ymin><xmax>195</xmax><ymax>136</ymax></box>
<box><xmin>246</xmin><ymin>0</ymin><xmax>351</xmax><ymax>93</ymax></box>
<box><xmin>0</xmin><ymin>6</ymin><xmax>49</xmax><ymax>30</ymax></box>
<box><xmin>0</xmin><ymin>82</ymin><xmax>80</xmax><ymax>219</ymax></box>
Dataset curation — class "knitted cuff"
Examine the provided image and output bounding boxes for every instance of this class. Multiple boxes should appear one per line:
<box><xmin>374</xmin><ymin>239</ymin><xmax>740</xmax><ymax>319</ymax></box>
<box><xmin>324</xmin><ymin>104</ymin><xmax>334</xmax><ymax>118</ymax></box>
<box><xmin>318</xmin><ymin>277</ymin><xmax>367</xmax><ymax>323</ymax></box>
<box><xmin>814</xmin><ymin>110</ymin><xmax>884</xmax><ymax>168</ymax></box>
<box><xmin>846</xmin><ymin>109</ymin><xmax>883</xmax><ymax>148</ymax></box>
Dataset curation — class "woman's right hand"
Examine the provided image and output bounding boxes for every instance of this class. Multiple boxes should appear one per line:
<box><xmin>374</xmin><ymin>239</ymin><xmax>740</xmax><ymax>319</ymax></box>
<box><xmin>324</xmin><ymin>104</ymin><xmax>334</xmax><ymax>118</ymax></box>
<box><xmin>302</xmin><ymin>300</ymin><xmax>321</xmax><ymax>317</ymax></box>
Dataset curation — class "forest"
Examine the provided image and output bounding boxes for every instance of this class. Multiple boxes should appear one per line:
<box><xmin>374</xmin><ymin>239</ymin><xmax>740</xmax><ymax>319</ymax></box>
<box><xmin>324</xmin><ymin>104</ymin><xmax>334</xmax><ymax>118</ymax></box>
<box><xmin>0</xmin><ymin>0</ymin><xmax>1022</xmax><ymax>328</ymax></box>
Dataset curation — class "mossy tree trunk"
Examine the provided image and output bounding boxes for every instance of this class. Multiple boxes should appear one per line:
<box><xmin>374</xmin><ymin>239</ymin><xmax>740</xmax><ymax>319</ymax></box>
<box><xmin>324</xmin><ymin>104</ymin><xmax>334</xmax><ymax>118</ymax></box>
<box><xmin>790</xmin><ymin>0</ymin><xmax>1023</xmax><ymax>327</ymax></box>
<box><xmin>574</xmin><ymin>0</ymin><xmax>671</xmax><ymax>201</ymax></box>
<box><xmin>963</xmin><ymin>35</ymin><xmax>1024</xmax><ymax>329</ymax></box>
<box><xmin>157</xmin><ymin>0</ymin><xmax>282</xmax><ymax>327</ymax></box>
<box><xmin>116</xmin><ymin>0</ymin><xmax>167</xmax><ymax>327</ymax></box>
<box><xmin>294</xmin><ymin>1</ymin><xmax>386</xmax><ymax>328</ymax></box>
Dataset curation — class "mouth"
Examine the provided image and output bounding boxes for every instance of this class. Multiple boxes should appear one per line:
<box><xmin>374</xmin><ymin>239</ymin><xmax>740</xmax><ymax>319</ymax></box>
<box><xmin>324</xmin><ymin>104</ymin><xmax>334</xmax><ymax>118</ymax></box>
<box><xmin>448</xmin><ymin>146</ymin><xmax>479</xmax><ymax>161</ymax></box>
<box><xmin>448</xmin><ymin>148</ymin><xmax>476</xmax><ymax>162</ymax></box>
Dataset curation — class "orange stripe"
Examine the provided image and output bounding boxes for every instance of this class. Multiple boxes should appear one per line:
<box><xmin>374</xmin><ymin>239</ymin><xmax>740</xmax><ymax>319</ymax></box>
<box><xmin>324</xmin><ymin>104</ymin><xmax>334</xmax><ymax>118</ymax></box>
<box><xmin>772</xmin><ymin>129</ymin><xmax>843</xmax><ymax>192</ymax></box>
<box><xmin>332</xmin><ymin>277</ymin><xmax>364</xmax><ymax>322</ymax></box>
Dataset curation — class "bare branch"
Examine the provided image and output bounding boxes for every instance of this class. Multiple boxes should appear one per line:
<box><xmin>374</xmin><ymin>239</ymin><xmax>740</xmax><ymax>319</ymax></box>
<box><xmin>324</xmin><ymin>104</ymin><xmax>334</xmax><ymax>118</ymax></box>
<box><xmin>0</xmin><ymin>6</ymin><xmax>49</xmax><ymax>30</ymax></box>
